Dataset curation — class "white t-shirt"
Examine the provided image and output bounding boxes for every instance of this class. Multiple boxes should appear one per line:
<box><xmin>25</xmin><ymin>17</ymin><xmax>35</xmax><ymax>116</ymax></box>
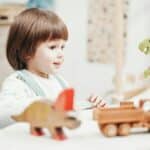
<box><xmin>0</xmin><ymin>69</ymin><xmax>69</xmax><ymax>128</ymax></box>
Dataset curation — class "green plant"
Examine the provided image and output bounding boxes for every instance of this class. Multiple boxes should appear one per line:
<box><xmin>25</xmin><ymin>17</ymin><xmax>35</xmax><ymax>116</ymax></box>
<box><xmin>138</xmin><ymin>39</ymin><xmax>150</xmax><ymax>78</ymax></box>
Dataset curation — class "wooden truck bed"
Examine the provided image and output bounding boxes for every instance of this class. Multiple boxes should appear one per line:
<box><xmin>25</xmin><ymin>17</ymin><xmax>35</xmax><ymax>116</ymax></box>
<box><xmin>94</xmin><ymin>107</ymin><xmax>144</xmax><ymax>124</ymax></box>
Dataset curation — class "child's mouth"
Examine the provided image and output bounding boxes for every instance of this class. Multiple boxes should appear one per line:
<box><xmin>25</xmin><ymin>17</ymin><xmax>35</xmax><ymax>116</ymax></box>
<box><xmin>53</xmin><ymin>62</ymin><xmax>61</xmax><ymax>68</ymax></box>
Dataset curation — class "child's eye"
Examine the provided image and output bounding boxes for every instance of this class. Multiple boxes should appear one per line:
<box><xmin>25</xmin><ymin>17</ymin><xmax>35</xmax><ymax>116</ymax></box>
<box><xmin>61</xmin><ymin>45</ymin><xmax>65</xmax><ymax>50</ymax></box>
<box><xmin>48</xmin><ymin>46</ymin><xmax>56</xmax><ymax>50</ymax></box>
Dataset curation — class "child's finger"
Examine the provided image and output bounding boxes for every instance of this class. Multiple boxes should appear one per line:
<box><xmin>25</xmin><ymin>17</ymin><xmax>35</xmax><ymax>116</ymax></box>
<box><xmin>97</xmin><ymin>102</ymin><xmax>106</xmax><ymax>108</ymax></box>
<box><xmin>94</xmin><ymin>96</ymin><xmax>106</xmax><ymax>107</ymax></box>
<box><xmin>87</xmin><ymin>95</ymin><xmax>106</xmax><ymax>108</ymax></box>
<box><xmin>87</xmin><ymin>95</ymin><xmax>97</xmax><ymax>103</ymax></box>
<box><xmin>91</xmin><ymin>96</ymin><xmax>103</xmax><ymax>106</ymax></box>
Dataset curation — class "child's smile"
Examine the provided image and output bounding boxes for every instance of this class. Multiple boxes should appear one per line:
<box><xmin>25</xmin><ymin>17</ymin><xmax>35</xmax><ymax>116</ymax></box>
<box><xmin>53</xmin><ymin>62</ymin><xmax>62</xmax><ymax>68</ymax></box>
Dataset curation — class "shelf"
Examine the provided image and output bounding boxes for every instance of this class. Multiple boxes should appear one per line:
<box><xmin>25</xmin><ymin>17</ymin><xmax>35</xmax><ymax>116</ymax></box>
<box><xmin>0</xmin><ymin>4</ymin><xmax>26</xmax><ymax>25</ymax></box>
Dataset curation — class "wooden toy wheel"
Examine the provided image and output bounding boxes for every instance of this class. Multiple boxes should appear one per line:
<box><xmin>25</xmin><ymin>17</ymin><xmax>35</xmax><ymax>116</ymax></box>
<box><xmin>118</xmin><ymin>123</ymin><xmax>130</xmax><ymax>136</ymax></box>
<box><xmin>100</xmin><ymin>124</ymin><xmax>117</xmax><ymax>137</ymax></box>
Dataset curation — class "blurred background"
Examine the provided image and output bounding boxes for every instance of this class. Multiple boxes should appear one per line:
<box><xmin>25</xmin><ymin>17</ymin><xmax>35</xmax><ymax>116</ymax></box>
<box><xmin>0</xmin><ymin>0</ymin><xmax>149</xmax><ymax>102</ymax></box>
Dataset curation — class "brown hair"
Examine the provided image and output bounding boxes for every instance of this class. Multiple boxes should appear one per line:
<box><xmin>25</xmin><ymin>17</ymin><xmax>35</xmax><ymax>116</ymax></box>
<box><xmin>6</xmin><ymin>8</ymin><xmax>68</xmax><ymax>70</ymax></box>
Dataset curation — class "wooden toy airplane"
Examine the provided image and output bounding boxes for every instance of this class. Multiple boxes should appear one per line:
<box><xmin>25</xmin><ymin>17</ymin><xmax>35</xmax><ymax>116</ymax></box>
<box><xmin>12</xmin><ymin>88</ymin><xmax>81</xmax><ymax>140</ymax></box>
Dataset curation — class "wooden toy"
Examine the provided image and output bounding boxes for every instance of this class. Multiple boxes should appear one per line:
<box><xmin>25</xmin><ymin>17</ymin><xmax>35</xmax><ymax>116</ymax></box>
<box><xmin>93</xmin><ymin>100</ymin><xmax>150</xmax><ymax>137</ymax></box>
<box><xmin>12</xmin><ymin>88</ymin><xmax>81</xmax><ymax>140</ymax></box>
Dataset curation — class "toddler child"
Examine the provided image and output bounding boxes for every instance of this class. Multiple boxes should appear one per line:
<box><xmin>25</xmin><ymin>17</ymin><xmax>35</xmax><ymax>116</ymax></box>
<box><xmin>0</xmin><ymin>8</ymin><xmax>105</xmax><ymax>128</ymax></box>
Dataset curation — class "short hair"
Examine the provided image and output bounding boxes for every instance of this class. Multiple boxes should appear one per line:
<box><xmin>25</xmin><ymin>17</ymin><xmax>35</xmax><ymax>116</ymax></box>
<box><xmin>6</xmin><ymin>8</ymin><xmax>68</xmax><ymax>70</ymax></box>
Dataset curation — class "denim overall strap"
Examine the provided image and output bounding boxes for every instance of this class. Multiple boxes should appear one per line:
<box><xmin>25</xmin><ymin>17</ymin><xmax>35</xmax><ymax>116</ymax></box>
<box><xmin>16</xmin><ymin>70</ymin><xmax>67</xmax><ymax>97</ymax></box>
<box><xmin>54</xmin><ymin>74</ymin><xmax>68</xmax><ymax>89</ymax></box>
<box><xmin>16</xmin><ymin>70</ymin><xmax>46</xmax><ymax>97</ymax></box>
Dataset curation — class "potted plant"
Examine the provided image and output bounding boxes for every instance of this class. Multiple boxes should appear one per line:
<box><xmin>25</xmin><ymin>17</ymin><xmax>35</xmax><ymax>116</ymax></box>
<box><xmin>138</xmin><ymin>39</ymin><xmax>150</xmax><ymax>78</ymax></box>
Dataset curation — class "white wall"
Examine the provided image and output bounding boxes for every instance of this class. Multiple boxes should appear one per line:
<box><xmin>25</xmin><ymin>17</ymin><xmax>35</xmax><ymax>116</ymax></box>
<box><xmin>55</xmin><ymin>0</ymin><xmax>115</xmax><ymax>100</ymax></box>
<box><xmin>125</xmin><ymin>0</ymin><xmax>150</xmax><ymax>75</ymax></box>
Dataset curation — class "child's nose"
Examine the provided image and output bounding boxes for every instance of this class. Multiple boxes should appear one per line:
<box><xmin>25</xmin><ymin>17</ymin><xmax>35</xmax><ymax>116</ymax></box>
<box><xmin>57</xmin><ymin>50</ymin><xmax>64</xmax><ymax>58</ymax></box>
<box><xmin>57</xmin><ymin>54</ymin><xmax>63</xmax><ymax>59</ymax></box>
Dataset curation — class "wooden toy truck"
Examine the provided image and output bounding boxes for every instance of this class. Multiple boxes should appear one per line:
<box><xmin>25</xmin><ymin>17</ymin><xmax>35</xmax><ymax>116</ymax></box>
<box><xmin>93</xmin><ymin>100</ymin><xmax>150</xmax><ymax>137</ymax></box>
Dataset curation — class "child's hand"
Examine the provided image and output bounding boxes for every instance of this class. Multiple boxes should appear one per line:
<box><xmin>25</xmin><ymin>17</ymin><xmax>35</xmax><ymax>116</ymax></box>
<box><xmin>87</xmin><ymin>94</ymin><xmax>106</xmax><ymax>108</ymax></box>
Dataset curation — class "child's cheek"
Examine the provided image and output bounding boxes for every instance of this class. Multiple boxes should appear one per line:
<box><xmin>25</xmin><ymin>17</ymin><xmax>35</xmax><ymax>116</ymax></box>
<box><xmin>48</xmin><ymin>51</ymin><xmax>57</xmax><ymax>60</ymax></box>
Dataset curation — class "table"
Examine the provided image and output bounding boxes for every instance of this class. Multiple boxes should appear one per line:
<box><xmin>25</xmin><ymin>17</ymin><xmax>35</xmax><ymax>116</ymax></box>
<box><xmin>0</xmin><ymin>118</ymin><xmax>149</xmax><ymax>150</ymax></box>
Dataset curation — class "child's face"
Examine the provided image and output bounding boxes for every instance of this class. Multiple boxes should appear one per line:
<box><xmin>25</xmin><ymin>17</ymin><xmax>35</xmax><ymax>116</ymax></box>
<box><xmin>27</xmin><ymin>39</ymin><xmax>66</xmax><ymax>77</ymax></box>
